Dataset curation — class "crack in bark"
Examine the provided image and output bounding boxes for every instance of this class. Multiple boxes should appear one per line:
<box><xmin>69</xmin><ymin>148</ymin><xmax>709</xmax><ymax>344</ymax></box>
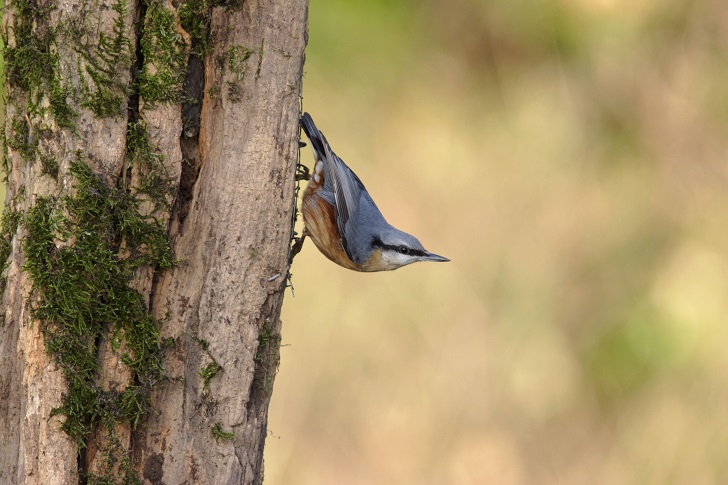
<box><xmin>128</xmin><ymin>0</ymin><xmax>146</xmax><ymax>126</ymax></box>
<box><xmin>177</xmin><ymin>50</ymin><xmax>206</xmax><ymax>230</ymax></box>
<box><xmin>242</xmin><ymin>290</ymin><xmax>285</xmax><ymax>484</ymax></box>
<box><xmin>118</xmin><ymin>0</ymin><xmax>148</xmax><ymax>480</ymax></box>
<box><xmin>77</xmin><ymin>447</ymin><xmax>88</xmax><ymax>485</ymax></box>
<box><xmin>75</xmin><ymin>0</ymin><xmax>148</xmax><ymax>469</ymax></box>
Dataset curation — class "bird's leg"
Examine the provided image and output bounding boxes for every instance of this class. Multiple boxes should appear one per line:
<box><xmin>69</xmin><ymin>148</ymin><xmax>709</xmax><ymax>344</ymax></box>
<box><xmin>289</xmin><ymin>227</ymin><xmax>308</xmax><ymax>263</ymax></box>
<box><xmin>295</xmin><ymin>162</ymin><xmax>310</xmax><ymax>181</ymax></box>
<box><xmin>296</xmin><ymin>140</ymin><xmax>311</xmax><ymax>181</ymax></box>
<box><xmin>290</xmin><ymin>138</ymin><xmax>309</xmax><ymax>264</ymax></box>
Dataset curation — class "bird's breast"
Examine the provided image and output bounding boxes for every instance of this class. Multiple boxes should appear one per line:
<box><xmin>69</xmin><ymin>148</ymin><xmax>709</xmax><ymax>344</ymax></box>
<box><xmin>302</xmin><ymin>184</ymin><xmax>361</xmax><ymax>271</ymax></box>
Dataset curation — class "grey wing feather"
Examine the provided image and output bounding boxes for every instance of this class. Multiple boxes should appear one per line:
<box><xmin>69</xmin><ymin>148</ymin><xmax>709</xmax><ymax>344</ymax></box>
<box><xmin>300</xmin><ymin>113</ymin><xmax>326</xmax><ymax>161</ymax></box>
<box><xmin>318</xmin><ymin>131</ymin><xmax>366</xmax><ymax>261</ymax></box>
<box><xmin>300</xmin><ymin>113</ymin><xmax>370</xmax><ymax>263</ymax></box>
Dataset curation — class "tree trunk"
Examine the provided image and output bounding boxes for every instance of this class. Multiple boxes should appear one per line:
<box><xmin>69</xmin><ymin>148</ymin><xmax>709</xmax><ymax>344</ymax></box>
<box><xmin>0</xmin><ymin>1</ymin><xmax>307</xmax><ymax>483</ymax></box>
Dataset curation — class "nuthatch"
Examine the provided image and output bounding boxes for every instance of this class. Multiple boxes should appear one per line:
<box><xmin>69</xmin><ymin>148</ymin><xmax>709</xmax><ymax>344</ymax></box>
<box><xmin>296</xmin><ymin>112</ymin><xmax>449</xmax><ymax>272</ymax></box>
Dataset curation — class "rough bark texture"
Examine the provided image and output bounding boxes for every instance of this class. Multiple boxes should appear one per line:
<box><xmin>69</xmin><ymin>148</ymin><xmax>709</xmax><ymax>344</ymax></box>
<box><xmin>0</xmin><ymin>0</ymin><xmax>307</xmax><ymax>483</ymax></box>
<box><xmin>136</xmin><ymin>2</ymin><xmax>308</xmax><ymax>484</ymax></box>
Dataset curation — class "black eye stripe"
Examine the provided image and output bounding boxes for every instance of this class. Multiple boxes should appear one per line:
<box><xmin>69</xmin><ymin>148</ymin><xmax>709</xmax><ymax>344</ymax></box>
<box><xmin>371</xmin><ymin>237</ymin><xmax>426</xmax><ymax>257</ymax></box>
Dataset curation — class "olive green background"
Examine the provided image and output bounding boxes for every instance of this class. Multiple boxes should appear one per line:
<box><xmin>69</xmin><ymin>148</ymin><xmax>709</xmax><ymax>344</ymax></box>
<box><xmin>267</xmin><ymin>1</ymin><xmax>728</xmax><ymax>484</ymax></box>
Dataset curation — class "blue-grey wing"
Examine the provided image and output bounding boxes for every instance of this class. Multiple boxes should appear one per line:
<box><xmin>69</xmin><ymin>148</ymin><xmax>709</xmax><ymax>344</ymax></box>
<box><xmin>318</xmin><ymin>132</ymin><xmax>368</xmax><ymax>262</ymax></box>
<box><xmin>300</xmin><ymin>113</ymin><xmax>371</xmax><ymax>263</ymax></box>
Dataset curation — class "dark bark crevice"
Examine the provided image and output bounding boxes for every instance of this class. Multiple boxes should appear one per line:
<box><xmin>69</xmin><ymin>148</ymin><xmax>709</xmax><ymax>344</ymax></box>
<box><xmin>177</xmin><ymin>51</ymin><xmax>206</xmax><ymax>230</ymax></box>
<box><xmin>128</xmin><ymin>0</ymin><xmax>147</xmax><ymax>126</ymax></box>
<box><xmin>77</xmin><ymin>448</ymin><xmax>88</xmax><ymax>485</ymax></box>
<box><xmin>119</xmin><ymin>0</ymin><xmax>147</xmax><ymax>477</ymax></box>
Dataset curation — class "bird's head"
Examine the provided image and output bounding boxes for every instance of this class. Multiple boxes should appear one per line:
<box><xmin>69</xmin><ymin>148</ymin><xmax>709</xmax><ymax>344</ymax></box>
<box><xmin>366</xmin><ymin>227</ymin><xmax>449</xmax><ymax>271</ymax></box>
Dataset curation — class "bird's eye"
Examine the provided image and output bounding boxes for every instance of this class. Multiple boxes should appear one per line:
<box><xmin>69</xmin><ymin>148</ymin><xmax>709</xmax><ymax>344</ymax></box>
<box><xmin>398</xmin><ymin>246</ymin><xmax>409</xmax><ymax>255</ymax></box>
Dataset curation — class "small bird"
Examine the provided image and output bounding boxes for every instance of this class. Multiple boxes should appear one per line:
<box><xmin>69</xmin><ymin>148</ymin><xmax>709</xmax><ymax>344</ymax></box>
<box><xmin>296</xmin><ymin>112</ymin><xmax>449</xmax><ymax>272</ymax></box>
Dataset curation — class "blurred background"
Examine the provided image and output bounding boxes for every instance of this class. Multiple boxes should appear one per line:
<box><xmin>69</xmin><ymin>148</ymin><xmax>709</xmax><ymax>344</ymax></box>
<box><xmin>267</xmin><ymin>0</ymin><xmax>728</xmax><ymax>484</ymax></box>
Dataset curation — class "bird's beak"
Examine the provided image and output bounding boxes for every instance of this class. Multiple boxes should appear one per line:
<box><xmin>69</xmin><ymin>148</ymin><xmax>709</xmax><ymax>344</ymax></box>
<box><xmin>423</xmin><ymin>251</ymin><xmax>450</xmax><ymax>263</ymax></box>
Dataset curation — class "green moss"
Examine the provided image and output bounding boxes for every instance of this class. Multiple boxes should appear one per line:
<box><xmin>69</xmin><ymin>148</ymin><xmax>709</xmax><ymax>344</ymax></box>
<box><xmin>20</xmin><ymin>121</ymin><xmax>176</xmax><ymax>451</ymax></box>
<box><xmin>251</xmin><ymin>319</ymin><xmax>281</xmax><ymax>396</ymax></box>
<box><xmin>39</xmin><ymin>153</ymin><xmax>59</xmax><ymax>179</ymax></box>
<box><xmin>49</xmin><ymin>75</ymin><xmax>78</xmax><ymax>128</ymax></box>
<box><xmin>127</xmin><ymin>120</ymin><xmax>177</xmax><ymax>217</ymax></box>
<box><xmin>196</xmin><ymin>337</ymin><xmax>222</xmax><ymax>393</ymax></box>
<box><xmin>23</xmin><ymin>152</ymin><xmax>175</xmax><ymax>449</ymax></box>
<box><xmin>6</xmin><ymin>117</ymin><xmax>61</xmax><ymax>178</ymax></box>
<box><xmin>5</xmin><ymin>0</ymin><xmax>177</xmax><ymax>473</ymax></box>
<box><xmin>76</xmin><ymin>0</ymin><xmax>133</xmax><ymax>118</ymax></box>
<box><xmin>138</xmin><ymin>1</ymin><xmax>188</xmax><ymax>104</ymax></box>
<box><xmin>7</xmin><ymin>116</ymin><xmax>37</xmax><ymax>162</ymax></box>
<box><xmin>223</xmin><ymin>45</ymin><xmax>254</xmax><ymax>102</ymax></box>
<box><xmin>1</xmin><ymin>131</ymin><xmax>9</xmax><ymax>179</ymax></box>
<box><xmin>0</xmin><ymin>209</ymin><xmax>21</xmax><ymax>275</ymax></box>
<box><xmin>211</xmin><ymin>422</ymin><xmax>234</xmax><ymax>442</ymax></box>
<box><xmin>200</xmin><ymin>361</ymin><xmax>222</xmax><ymax>390</ymax></box>
<box><xmin>6</xmin><ymin>0</ymin><xmax>132</xmax><ymax>121</ymax></box>
<box><xmin>227</xmin><ymin>45</ymin><xmax>252</xmax><ymax>81</ymax></box>
<box><xmin>5</xmin><ymin>0</ymin><xmax>76</xmax><ymax>127</ymax></box>
<box><xmin>196</xmin><ymin>337</ymin><xmax>210</xmax><ymax>351</ymax></box>
<box><xmin>208</xmin><ymin>85</ymin><xmax>221</xmax><ymax>100</ymax></box>
<box><xmin>4</xmin><ymin>29</ymin><xmax>56</xmax><ymax>104</ymax></box>
<box><xmin>0</xmin><ymin>209</ymin><xmax>22</xmax><ymax>305</ymax></box>
<box><xmin>179</xmin><ymin>0</ymin><xmax>214</xmax><ymax>56</ymax></box>
<box><xmin>4</xmin><ymin>0</ymin><xmax>55</xmax><ymax>94</ymax></box>
<box><xmin>83</xmin><ymin>427</ymin><xmax>142</xmax><ymax>484</ymax></box>
<box><xmin>255</xmin><ymin>38</ymin><xmax>264</xmax><ymax>78</ymax></box>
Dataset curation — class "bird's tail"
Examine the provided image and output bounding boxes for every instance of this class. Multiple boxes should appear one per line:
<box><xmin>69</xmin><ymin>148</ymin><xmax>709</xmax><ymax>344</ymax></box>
<box><xmin>300</xmin><ymin>112</ymin><xmax>328</xmax><ymax>160</ymax></box>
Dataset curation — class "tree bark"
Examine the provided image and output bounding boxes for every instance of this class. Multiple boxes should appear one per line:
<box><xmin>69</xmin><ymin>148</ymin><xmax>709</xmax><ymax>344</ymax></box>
<box><xmin>0</xmin><ymin>1</ymin><xmax>307</xmax><ymax>483</ymax></box>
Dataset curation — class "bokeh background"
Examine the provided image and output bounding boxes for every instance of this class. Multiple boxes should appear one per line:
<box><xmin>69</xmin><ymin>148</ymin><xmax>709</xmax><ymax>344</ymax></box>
<box><xmin>267</xmin><ymin>0</ymin><xmax>728</xmax><ymax>484</ymax></box>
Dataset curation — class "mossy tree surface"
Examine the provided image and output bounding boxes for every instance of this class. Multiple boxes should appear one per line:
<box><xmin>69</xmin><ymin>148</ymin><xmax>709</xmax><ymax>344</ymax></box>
<box><xmin>0</xmin><ymin>0</ymin><xmax>308</xmax><ymax>484</ymax></box>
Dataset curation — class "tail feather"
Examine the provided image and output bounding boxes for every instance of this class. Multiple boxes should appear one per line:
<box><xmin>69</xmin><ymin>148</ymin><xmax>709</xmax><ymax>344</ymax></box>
<box><xmin>300</xmin><ymin>112</ymin><xmax>327</xmax><ymax>159</ymax></box>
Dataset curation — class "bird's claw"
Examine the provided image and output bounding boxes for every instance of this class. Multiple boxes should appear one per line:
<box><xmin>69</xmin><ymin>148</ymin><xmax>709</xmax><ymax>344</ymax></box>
<box><xmin>289</xmin><ymin>234</ymin><xmax>306</xmax><ymax>263</ymax></box>
<box><xmin>295</xmin><ymin>163</ymin><xmax>310</xmax><ymax>181</ymax></box>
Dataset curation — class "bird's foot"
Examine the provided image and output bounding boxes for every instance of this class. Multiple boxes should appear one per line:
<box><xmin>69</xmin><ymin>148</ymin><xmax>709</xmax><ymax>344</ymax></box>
<box><xmin>289</xmin><ymin>232</ymin><xmax>307</xmax><ymax>263</ymax></box>
<box><xmin>295</xmin><ymin>163</ymin><xmax>310</xmax><ymax>181</ymax></box>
